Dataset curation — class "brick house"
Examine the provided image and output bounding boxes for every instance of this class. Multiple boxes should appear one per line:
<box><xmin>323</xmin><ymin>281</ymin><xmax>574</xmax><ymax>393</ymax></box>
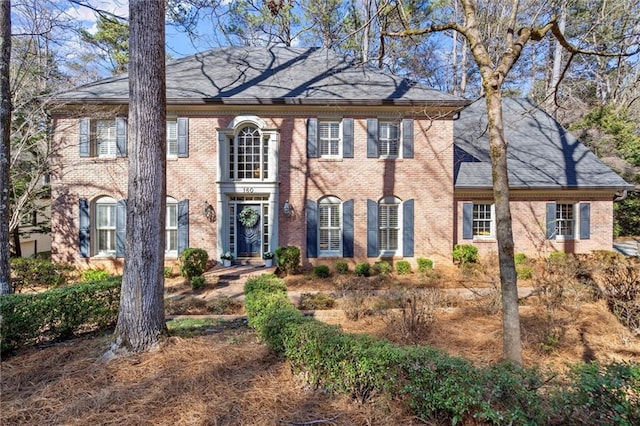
<box><xmin>49</xmin><ymin>47</ymin><xmax>632</xmax><ymax>272</ymax></box>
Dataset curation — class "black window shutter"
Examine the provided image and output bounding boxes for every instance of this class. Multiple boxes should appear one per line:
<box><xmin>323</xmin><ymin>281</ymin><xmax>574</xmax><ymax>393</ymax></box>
<box><xmin>79</xmin><ymin>198</ymin><xmax>90</xmax><ymax>257</ymax></box>
<box><xmin>403</xmin><ymin>199</ymin><xmax>414</xmax><ymax>257</ymax></box>
<box><xmin>546</xmin><ymin>203</ymin><xmax>557</xmax><ymax>239</ymax></box>
<box><xmin>342</xmin><ymin>199</ymin><xmax>354</xmax><ymax>257</ymax></box>
<box><xmin>462</xmin><ymin>202</ymin><xmax>473</xmax><ymax>239</ymax></box>
<box><xmin>402</xmin><ymin>118</ymin><xmax>414</xmax><ymax>158</ymax></box>
<box><xmin>580</xmin><ymin>203</ymin><xmax>591</xmax><ymax>240</ymax></box>
<box><xmin>177</xmin><ymin>199</ymin><xmax>189</xmax><ymax>254</ymax></box>
<box><xmin>367</xmin><ymin>118</ymin><xmax>378</xmax><ymax>158</ymax></box>
<box><xmin>116</xmin><ymin>117</ymin><xmax>127</xmax><ymax>157</ymax></box>
<box><xmin>79</xmin><ymin>118</ymin><xmax>90</xmax><ymax>157</ymax></box>
<box><xmin>116</xmin><ymin>199</ymin><xmax>127</xmax><ymax>257</ymax></box>
<box><xmin>367</xmin><ymin>199</ymin><xmax>378</xmax><ymax>257</ymax></box>
<box><xmin>306</xmin><ymin>199</ymin><xmax>318</xmax><ymax>258</ymax></box>
<box><xmin>307</xmin><ymin>118</ymin><xmax>318</xmax><ymax>158</ymax></box>
<box><xmin>177</xmin><ymin>117</ymin><xmax>189</xmax><ymax>158</ymax></box>
<box><xmin>342</xmin><ymin>118</ymin><xmax>354</xmax><ymax>158</ymax></box>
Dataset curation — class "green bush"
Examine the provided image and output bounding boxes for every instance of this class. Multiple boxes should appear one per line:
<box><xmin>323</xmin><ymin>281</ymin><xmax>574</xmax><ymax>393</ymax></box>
<box><xmin>517</xmin><ymin>265</ymin><xmax>534</xmax><ymax>280</ymax></box>
<box><xmin>190</xmin><ymin>275</ymin><xmax>206</xmax><ymax>290</ymax></box>
<box><xmin>82</xmin><ymin>268</ymin><xmax>111</xmax><ymax>282</ymax></box>
<box><xmin>396</xmin><ymin>260</ymin><xmax>411</xmax><ymax>275</ymax></box>
<box><xmin>452</xmin><ymin>244</ymin><xmax>478</xmax><ymax>265</ymax></box>
<box><xmin>313</xmin><ymin>264</ymin><xmax>330</xmax><ymax>278</ymax></box>
<box><xmin>163</xmin><ymin>266</ymin><xmax>174</xmax><ymax>278</ymax></box>
<box><xmin>335</xmin><ymin>261</ymin><xmax>349</xmax><ymax>274</ymax></box>
<box><xmin>179</xmin><ymin>248</ymin><xmax>209</xmax><ymax>280</ymax></box>
<box><xmin>275</xmin><ymin>245</ymin><xmax>301</xmax><ymax>275</ymax></box>
<box><xmin>417</xmin><ymin>257</ymin><xmax>434</xmax><ymax>273</ymax></box>
<box><xmin>354</xmin><ymin>262</ymin><xmax>370</xmax><ymax>277</ymax></box>
<box><xmin>243</xmin><ymin>273</ymin><xmax>638</xmax><ymax>424</ymax></box>
<box><xmin>298</xmin><ymin>292</ymin><xmax>335</xmax><ymax>310</ymax></box>
<box><xmin>551</xmin><ymin>362</ymin><xmax>640</xmax><ymax>425</ymax></box>
<box><xmin>10</xmin><ymin>258</ymin><xmax>75</xmax><ymax>293</ymax></box>
<box><xmin>1</xmin><ymin>277</ymin><xmax>121</xmax><ymax>354</ymax></box>
<box><xmin>514</xmin><ymin>253</ymin><xmax>527</xmax><ymax>264</ymax></box>
<box><xmin>373</xmin><ymin>260</ymin><xmax>392</xmax><ymax>275</ymax></box>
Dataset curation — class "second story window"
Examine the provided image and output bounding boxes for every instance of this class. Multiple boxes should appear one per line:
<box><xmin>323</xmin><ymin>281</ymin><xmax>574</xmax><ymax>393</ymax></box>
<box><xmin>230</xmin><ymin>125</ymin><xmax>267</xmax><ymax>180</ymax></box>
<box><xmin>319</xmin><ymin>121</ymin><xmax>340</xmax><ymax>157</ymax></box>
<box><xmin>166</xmin><ymin>120</ymin><xmax>178</xmax><ymax>156</ymax></box>
<box><xmin>94</xmin><ymin>120</ymin><xmax>117</xmax><ymax>156</ymax></box>
<box><xmin>378</xmin><ymin>121</ymin><xmax>399</xmax><ymax>157</ymax></box>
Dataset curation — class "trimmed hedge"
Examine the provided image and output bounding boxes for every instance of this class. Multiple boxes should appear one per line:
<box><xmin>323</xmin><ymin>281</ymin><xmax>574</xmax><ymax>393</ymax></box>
<box><xmin>1</xmin><ymin>278</ymin><xmax>121</xmax><ymax>354</ymax></box>
<box><xmin>244</xmin><ymin>274</ymin><xmax>640</xmax><ymax>425</ymax></box>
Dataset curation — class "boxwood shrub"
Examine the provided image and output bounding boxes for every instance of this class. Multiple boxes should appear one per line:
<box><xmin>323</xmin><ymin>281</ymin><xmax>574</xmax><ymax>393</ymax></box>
<box><xmin>1</xmin><ymin>277</ymin><xmax>121</xmax><ymax>355</ymax></box>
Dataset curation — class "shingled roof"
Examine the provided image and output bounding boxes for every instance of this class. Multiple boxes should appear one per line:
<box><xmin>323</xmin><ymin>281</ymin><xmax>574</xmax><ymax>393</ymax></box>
<box><xmin>53</xmin><ymin>46</ymin><xmax>468</xmax><ymax>107</ymax></box>
<box><xmin>454</xmin><ymin>97</ymin><xmax>633</xmax><ymax>191</ymax></box>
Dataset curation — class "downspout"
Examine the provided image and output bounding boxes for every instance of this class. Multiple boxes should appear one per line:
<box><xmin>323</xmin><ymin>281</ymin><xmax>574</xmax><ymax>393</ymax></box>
<box><xmin>613</xmin><ymin>190</ymin><xmax>628</xmax><ymax>202</ymax></box>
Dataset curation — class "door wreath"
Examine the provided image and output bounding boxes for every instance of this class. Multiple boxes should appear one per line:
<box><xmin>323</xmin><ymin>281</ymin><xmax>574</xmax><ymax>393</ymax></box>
<box><xmin>238</xmin><ymin>207</ymin><xmax>259</xmax><ymax>228</ymax></box>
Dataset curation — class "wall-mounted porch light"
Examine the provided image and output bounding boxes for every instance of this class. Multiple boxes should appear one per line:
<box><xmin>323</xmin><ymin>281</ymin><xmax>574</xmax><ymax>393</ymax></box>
<box><xmin>204</xmin><ymin>201</ymin><xmax>216</xmax><ymax>222</ymax></box>
<box><xmin>283</xmin><ymin>200</ymin><xmax>294</xmax><ymax>217</ymax></box>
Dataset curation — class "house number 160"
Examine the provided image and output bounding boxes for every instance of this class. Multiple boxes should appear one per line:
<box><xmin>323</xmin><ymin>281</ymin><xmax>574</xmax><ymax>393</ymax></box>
<box><xmin>243</xmin><ymin>187</ymin><xmax>254</xmax><ymax>193</ymax></box>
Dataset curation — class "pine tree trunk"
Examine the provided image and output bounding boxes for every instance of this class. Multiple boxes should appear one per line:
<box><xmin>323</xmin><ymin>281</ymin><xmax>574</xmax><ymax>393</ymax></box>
<box><xmin>113</xmin><ymin>0</ymin><xmax>167</xmax><ymax>353</ymax></box>
<box><xmin>0</xmin><ymin>0</ymin><xmax>12</xmax><ymax>295</ymax></box>
<box><xmin>485</xmin><ymin>89</ymin><xmax>522</xmax><ymax>365</ymax></box>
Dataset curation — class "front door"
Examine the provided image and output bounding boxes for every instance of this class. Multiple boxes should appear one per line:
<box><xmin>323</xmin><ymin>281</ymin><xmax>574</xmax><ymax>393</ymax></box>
<box><xmin>236</xmin><ymin>204</ymin><xmax>261</xmax><ymax>257</ymax></box>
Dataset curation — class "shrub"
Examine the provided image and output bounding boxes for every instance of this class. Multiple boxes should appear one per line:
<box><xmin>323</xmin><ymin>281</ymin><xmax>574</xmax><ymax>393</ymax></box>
<box><xmin>388</xmin><ymin>288</ymin><xmax>441</xmax><ymax>342</ymax></box>
<box><xmin>190</xmin><ymin>275</ymin><xmax>206</xmax><ymax>290</ymax></box>
<box><xmin>1</xmin><ymin>277</ymin><xmax>121</xmax><ymax>354</ymax></box>
<box><xmin>452</xmin><ymin>244</ymin><xmax>478</xmax><ymax>265</ymax></box>
<box><xmin>373</xmin><ymin>260</ymin><xmax>392</xmax><ymax>275</ymax></box>
<box><xmin>514</xmin><ymin>252</ymin><xmax>527</xmax><ymax>264</ymax></box>
<box><xmin>82</xmin><ymin>268</ymin><xmax>111</xmax><ymax>282</ymax></box>
<box><xmin>551</xmin><ymin>362</ymin><xmax>640</xmax><ymax>425</ymax></box>
<box><xmin>298</xmin><ymin>292</ymin><xmax>335</xmax><ymax>310</ymax></box>
<box><xmin>275</xmin><ymin>246</ymin><xmax>301</xmax><ymax>275</ymax></box>
<box><xmin>313</xmin><ymin>264</ymin><xmax>330</xmax><ymax>278</ymax></box>
<box><xmin>417</xmin><ymin>257</ymin><xmax>434</xmax><ymax>273</ymax></box>
<box><xmin>10</xmin><ymin>258</ymin><xmax>75</xmax><ymax>293</ymax></box>
<box><xmin>516</xmin><ymin>265</ymin><xmax>534</xmax><ymax>280</ymax></box>
<box><xmin>396</xmin><ymin>260</ymin><xmax>411</xmax><ymax>275</ymax></box>
<box><xmin>179</xmin><ymin>248</ymin><xmax>209</xmax><ymax>280</ymax></box>
<box><xmin>163</xmin><ymin>266</ymin><xmax>175</xmax><ymax>278</ymax></box>
<box><xmin>335</xmin><ymin>261</ymin><xmax>349</xmax><ymax>274</ymax></box>
<box><xmin>354</xmin><ymin>262</ymin><xmax>370</xmax><ymax>277</ymax></box>
<box><xmin>595</xmin><ymin>257</ymin><xmax>640</xmax><ymax>334</ymax></box>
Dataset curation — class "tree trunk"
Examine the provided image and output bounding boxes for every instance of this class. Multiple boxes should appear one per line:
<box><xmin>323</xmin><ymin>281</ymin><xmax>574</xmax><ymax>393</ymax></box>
<box><xmin>0</xmin><ymin>0</ymin><xmax>12</xmax><ymax>295</ymax></box>
<box><xmin>485</xmin><ymin>89</ymin><xmax>522</xmax><ymax>365</ymax></box>
<box><xmin>113</xmin><ymin>0</ymin><xmax>167</xmax><ymax>353</ymax></box>
<box><xmin>12</xmin><ymin>227</ymin><xmax>21</xmax><ymax>258</ymax></box>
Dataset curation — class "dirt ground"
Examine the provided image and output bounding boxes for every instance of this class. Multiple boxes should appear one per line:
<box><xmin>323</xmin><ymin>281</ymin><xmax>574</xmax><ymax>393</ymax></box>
<box><xmin>2</xmin><ymin>265</ymin><xmax>639</xmax><ymax>425</ymax></box>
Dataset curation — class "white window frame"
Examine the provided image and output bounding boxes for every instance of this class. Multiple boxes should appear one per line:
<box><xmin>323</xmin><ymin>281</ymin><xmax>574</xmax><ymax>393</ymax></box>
<box><xmin>378</xmin><ymin>121</ymin><xmax>400</xmax><ymax>158</ymax></box>
<box><xmin>318</xmin><ymin>196</ymin><xmax>342</xmax><ymax>256</ymax></box>
<box><xmin>94</xmin><ymin>197</ymin><xmax>116</xmax><ymax>256</ymax></box>
<box><xmin>555</xmin><ymin>203</ymin><xmax>576</xmax><ymax>239</ymax></box>
<box><xmin>93</xmin><ymin>119</ymin><xmax>117</xmax><ymax>157</ymax></box>
<box><xmin>379</xmin><ymin>196</ymin><xmax>402</xmax><ymax>255</ymax></box>
<box><xmin>229</xmin><ymin>125</ymin><xmax>267</xmax><ymax>180</ymax></box>
<box><xmin>319</xmin><ymin>120</ymin><xmax>342</xmax><ymax>158</ymax></box>
<box><xmin>166</xmin><ymin>120</ymin><xmax>178</xmax><ymax>157</ymax></box>
<box><xmin>165</xmin><ymin>197</ymin><xmax>178</xmax><ymax>256</ymax></box>
<box><xmin>473</xmin><ymin>203</ymin><xmax>495</xmax><ymax>239</ymax></box>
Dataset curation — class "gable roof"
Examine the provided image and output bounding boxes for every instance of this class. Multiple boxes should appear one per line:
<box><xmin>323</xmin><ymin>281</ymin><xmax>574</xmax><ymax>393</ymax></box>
<box><xmin>52</xmin><ymin>46</ymin><xmax>468</xmax><ymax>107</ymax></box>
<box><xmin>454</xmin><ymin>97</ymin><xmax>633</xmax><ymax>191</ymax></box>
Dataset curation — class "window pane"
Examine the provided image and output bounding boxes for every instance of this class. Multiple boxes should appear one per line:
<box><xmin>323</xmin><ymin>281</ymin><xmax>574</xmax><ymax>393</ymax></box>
<box><xmin>556</xmin><ymin>204</ymin><xmax>574</xmax><ymax>237</ymax></box>
<box><xmin>167</xmin><ymin>121</ymin><xmax>178</xmax><ymax>156</ymax></box>
<box><xmin>319</xmin><ymin>121</ymin><xmax>340</xmax><ymax>156</ymax></box>
<box><xmin>96</xmin><ymin>120</ymin><xmax>116</xmax><ymax>156</ymax></box>
<box><xmin>379</xmin><ymin>203</ymin><xmax>399</xmax><ymax>251</ymax></box>
<box><xmin>319</xmin><ymin>199</ymin><xmax>341</xmax><ymax>253</ymax></box>
<box><xmin>473</xmin><ymin>204</ymin><xmax>492</xmax><ymax>236</ymax></box>
<box><xmin>379</xmin><ymin>122</ymin><xmax>399</xmax><ymax>157</ymax></box>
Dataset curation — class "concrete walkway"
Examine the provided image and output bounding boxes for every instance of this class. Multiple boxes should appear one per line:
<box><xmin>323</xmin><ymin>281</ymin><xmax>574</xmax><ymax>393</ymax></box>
<box><xmin>614</xmin><ymin>239</ymin><xmax>639</xmax><ymax>257</ymax></box>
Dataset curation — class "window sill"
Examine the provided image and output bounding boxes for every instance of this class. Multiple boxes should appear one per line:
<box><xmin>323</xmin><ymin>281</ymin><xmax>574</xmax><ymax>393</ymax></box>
<box><xmin>92</xmin><ymin>254</ymin><xmax>117</xmax><ymax>259</ymax></box>
<box><xmin>473</xmin><ymin>237</ymin><xmax>496</xmax><ymax>243</ymax></box>
<box><xmin>377</xmin><ymin>157</ymin><xmax>403</xmax><ymax>162</ymax></box>
<box><xmin>318</xmin><ymin>157</ymin><xmax>343</xmax><ymax>162</ymax></box>
<box><xmin>166</xmin><ymin>156</ymin><xmax>179</xmax><ymax>162</ymax></box>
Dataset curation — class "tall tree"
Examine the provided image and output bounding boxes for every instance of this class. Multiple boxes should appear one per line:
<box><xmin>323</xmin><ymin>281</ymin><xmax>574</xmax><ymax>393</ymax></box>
<box><xmin>81</xmin><ymin>15</ymin><xmax>129</xmax><ymax>75</ymax></box>
<box><xmin>384</xmin><ymin>0</ymin><xmax>634</xmax><ymax>364</ymax></box>
<box><xmin>0</xmin><ymin>0</ymin><xmax>12</xmax><ymax>294</ymax></box>
<box><xmin>113</xmin><ymin>0</ymin><xmax>167</xmax><ymax>353</ymax></box>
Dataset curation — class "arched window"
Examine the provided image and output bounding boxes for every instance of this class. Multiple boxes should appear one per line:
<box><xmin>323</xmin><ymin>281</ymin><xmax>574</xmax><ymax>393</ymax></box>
<box><xmin>230</xmin><ymin>125</ymin><xmax>268</xmax><ymax>180</ymax></box>
<box><xmin>319</xmin><ymin>196</ymin><xmax>342</xmax><ymax>255</ymax></box>
<box><xmin>94</xmin><ymin>196</ymin><xmax>117</xmax><ymax>255</ymax></box>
